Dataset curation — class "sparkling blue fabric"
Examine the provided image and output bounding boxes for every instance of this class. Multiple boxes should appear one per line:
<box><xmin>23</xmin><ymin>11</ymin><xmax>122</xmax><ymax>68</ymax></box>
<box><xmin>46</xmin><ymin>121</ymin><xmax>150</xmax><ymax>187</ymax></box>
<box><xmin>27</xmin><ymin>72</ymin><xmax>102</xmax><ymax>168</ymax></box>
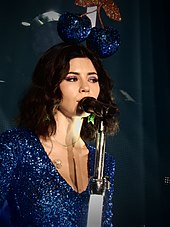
<box><xmin>57</xmin><ymin>12</ymin><xmax>92</xmax><ymax>43</ymax></box>
<box><xmin>0</xmin><ymin>128</ymin><xmax>115</xmax><ymax>227</ymax></box>
<box><xmin>86</xmin><ymin>26</ymin><xmax>120</xmax><ymax>58</ymax></box>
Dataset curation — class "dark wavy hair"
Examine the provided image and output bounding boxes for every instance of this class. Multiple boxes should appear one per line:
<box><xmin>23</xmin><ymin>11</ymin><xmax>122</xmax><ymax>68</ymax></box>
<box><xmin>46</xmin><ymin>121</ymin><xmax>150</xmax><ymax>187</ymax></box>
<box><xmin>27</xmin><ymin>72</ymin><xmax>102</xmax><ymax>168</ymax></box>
<box><xmin>18</xmin><ymin>42</ymin><xmax>119</xmax><ymax>141</ymax></box>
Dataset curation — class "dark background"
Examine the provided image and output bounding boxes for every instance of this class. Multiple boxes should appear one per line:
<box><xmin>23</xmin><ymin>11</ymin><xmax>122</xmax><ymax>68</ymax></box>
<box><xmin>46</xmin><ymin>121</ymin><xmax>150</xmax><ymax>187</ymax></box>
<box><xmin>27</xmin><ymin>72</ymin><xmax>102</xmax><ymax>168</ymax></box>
<box><xmin>0</xmin><ymin>0</ymin><xmax>169</xmax><ymax>226</ymax></box>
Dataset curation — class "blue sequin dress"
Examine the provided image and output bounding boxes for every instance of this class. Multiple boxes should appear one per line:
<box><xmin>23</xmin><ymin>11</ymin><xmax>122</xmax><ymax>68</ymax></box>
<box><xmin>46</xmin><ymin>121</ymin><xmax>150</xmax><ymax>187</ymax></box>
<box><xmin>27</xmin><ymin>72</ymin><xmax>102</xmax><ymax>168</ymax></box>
<box><xmin>0</xmin><ymin>128</ymin><xmax>115</xmax><ymax>227</ymax></box>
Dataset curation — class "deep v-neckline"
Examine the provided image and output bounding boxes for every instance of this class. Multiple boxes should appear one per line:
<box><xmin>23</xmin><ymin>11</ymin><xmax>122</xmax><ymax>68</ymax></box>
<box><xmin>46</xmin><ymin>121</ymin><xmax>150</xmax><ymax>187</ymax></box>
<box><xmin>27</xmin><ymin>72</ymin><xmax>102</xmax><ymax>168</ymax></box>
<box><xmin>37</xmin><ymin>136</ymin><xmax>92</xmax><ymax>194</ymax></box>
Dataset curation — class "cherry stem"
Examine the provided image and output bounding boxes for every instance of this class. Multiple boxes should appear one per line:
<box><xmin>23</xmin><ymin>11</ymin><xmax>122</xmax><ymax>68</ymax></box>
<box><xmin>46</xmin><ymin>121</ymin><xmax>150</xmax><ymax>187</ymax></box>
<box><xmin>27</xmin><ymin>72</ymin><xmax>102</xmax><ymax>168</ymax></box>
<box><xmin>97</xmin><ymin>2</ymin><xmax>104</xmax><ymax>28</ymax></box>
<box><xmin>80</xmin><ymin>1</ymin><xmax>105</xmax><ymax>28</ymax></box>
<box><xmin>80</xmin><ymin>8</ymin><xmax>98</xmax><ymax>17</ymax></box>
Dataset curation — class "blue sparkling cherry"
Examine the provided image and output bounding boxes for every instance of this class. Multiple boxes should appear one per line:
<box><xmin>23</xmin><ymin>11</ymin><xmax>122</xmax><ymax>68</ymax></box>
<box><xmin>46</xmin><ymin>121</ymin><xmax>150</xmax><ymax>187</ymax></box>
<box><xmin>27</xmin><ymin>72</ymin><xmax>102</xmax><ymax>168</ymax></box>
<box><xmin>86</xmin><ymin>26</ymin><xmax>120</xmax><ymax>58</ymax></box>
<box><xmin>57</xmin><ymin>12</ymin><xmax>92</xmax><ymax>43</ymax></box>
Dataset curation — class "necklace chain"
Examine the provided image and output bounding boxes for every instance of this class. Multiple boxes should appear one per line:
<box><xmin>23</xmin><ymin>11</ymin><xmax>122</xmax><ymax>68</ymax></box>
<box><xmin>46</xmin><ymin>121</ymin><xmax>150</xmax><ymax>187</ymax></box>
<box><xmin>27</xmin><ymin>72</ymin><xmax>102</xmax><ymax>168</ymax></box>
<box><xmin>47</xmin><ymin>137</ymin><xmax>80</xmax><ymax>169</ymax></box>
<box><xmin>53</xmin><ymin>137</ymin><xmax>80</xmax><ymax>148</ymax></box>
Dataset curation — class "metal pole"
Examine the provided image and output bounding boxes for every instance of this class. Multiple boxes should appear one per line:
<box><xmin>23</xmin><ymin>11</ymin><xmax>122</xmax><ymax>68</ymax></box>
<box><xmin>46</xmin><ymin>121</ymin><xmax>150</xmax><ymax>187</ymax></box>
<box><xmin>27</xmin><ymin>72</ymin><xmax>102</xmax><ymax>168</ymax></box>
<box><xmin>87</xmin><ymin>119</ymin><xmax>110</xmax><ymax>226</ymax></box>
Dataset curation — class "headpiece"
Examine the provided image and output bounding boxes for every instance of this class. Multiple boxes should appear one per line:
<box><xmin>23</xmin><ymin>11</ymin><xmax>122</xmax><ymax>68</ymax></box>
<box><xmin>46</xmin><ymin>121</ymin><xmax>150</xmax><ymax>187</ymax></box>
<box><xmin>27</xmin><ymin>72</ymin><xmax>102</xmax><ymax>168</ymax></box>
<box><xmin>21</xmin><ymin>0</ymin><xmax>121</xmax><ymax>58</ymax></box>
<box><xmin>57</xmin><ymin>0</ymin><xmax>121</xmax><ymax>58</ymax></box>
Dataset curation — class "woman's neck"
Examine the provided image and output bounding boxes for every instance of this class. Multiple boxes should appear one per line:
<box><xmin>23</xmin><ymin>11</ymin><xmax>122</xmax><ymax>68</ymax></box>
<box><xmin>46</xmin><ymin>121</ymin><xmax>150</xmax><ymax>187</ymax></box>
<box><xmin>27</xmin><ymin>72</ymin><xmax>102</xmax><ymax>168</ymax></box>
<box><xmin>53</xmin><ymin>111</ymin><xmax>84</xmax><ymax>147</ymax></box>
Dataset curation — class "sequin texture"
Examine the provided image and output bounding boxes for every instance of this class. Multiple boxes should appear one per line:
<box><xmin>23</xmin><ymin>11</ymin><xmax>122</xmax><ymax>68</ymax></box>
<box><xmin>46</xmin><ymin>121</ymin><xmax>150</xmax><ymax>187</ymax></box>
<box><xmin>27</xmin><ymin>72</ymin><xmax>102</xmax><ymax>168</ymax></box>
<box><xmin>86</xmin><ymin>26</ymin><xmax>120</xmax><ymax>58</ymax></box>
<box><xmin>57</xmin><ymin>12</ymin><xmax>92</xmax><ymax>43</ymax></box>
<box><xmin>0</xmin><ymin>128</ymin><xmax>115</xmax><ymax>226</ymax></box>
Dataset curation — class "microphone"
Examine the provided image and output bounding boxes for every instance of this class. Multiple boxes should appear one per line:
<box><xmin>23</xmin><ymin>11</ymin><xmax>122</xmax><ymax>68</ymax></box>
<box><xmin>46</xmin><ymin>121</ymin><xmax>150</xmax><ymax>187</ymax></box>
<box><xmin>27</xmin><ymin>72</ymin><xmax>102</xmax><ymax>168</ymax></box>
<box><xmin>77</xmin><ymin>97</ymin><xmax>119</xmax><ymax>118</ymax></box>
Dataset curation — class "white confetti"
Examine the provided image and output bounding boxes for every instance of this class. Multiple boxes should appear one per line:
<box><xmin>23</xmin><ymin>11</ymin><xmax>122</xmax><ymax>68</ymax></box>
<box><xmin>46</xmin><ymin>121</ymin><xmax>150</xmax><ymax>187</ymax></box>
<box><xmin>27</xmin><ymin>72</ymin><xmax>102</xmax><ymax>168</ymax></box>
<box><xmin>21</xmin><ymin>11</ymin><xmax>61</xmax><ymax>27</ymax></box>
<box><xmin>21</xmin><ymin>22</ymin><xmax>31</xmax><ymax>26</ymax></box>
<box><xmin>120</xmin><ymin>89</ymin><xmax>135</xmax><ymax>102</ymax></box>
<box><xmin>40</xmin><ymin>11</ymin><xmax>61</xmax><ymax>22</ymax></box>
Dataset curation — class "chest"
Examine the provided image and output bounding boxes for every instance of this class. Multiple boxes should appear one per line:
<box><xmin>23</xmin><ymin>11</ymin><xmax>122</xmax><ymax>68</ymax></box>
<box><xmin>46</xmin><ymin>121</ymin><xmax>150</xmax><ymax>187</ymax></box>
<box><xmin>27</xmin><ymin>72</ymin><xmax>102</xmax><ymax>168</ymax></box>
<box><xmin>43</xmin><ymin>143</ymin><xmax>90</xmax><ymax>193</ymax></box>
<box><xmin>8</xmin><ymin>163</ymin><xmax>90</xmax><ymax>226</ymax></box>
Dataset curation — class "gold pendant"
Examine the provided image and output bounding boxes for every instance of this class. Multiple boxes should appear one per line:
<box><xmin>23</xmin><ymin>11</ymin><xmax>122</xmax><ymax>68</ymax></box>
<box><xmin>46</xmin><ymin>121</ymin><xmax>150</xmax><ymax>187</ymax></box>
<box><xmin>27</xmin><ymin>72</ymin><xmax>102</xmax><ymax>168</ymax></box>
<box><xmin>53</xmin><ymin>159</ymin><xmax>62</xmax><ymax>169</ymax></box>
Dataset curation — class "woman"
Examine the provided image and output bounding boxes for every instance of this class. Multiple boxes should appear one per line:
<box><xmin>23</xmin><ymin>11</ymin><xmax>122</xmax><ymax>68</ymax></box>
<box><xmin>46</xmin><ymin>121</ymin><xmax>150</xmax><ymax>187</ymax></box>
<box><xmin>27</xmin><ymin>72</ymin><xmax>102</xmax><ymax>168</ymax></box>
<box><xmin>0</xmin><ymin>42</ymin><xmax>119</xmax><ymax>226</ymax></box>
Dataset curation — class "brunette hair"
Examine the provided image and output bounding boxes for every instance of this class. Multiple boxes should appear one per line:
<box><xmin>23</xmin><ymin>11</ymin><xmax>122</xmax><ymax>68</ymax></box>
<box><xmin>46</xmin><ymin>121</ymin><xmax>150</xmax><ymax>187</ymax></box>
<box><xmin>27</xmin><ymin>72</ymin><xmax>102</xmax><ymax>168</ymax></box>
<box><xmin>18</xmin><ymin>42</ymin><xmax>119</xmax><ymax>141</ymax></box>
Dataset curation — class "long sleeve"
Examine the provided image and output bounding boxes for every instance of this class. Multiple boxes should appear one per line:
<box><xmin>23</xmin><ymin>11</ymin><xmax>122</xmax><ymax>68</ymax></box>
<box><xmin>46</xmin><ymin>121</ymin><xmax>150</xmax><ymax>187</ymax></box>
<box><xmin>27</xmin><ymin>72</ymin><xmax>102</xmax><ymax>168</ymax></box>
<box><xmin>102</xmin><ymin>153</ymin><xmax>116</xmax><ymax>227</ymax></box>
<box><xmin>0</xmin><ymin>130</ymin><xmax>116</xmax><ymax>226</ymax></box>
<box><xmin>0</xmin><ymin>130</ymin><xmax>19</xmax><ymax>208</ymax></box>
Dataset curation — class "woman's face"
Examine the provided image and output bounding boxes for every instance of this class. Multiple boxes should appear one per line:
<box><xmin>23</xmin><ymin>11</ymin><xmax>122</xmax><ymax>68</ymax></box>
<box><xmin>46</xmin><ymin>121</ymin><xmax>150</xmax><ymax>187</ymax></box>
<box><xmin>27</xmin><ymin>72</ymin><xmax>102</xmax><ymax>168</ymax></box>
<box><xmin>59</xmin><ymin>57</ymin><xmax>100</xmax><ymax>118</ymax></box>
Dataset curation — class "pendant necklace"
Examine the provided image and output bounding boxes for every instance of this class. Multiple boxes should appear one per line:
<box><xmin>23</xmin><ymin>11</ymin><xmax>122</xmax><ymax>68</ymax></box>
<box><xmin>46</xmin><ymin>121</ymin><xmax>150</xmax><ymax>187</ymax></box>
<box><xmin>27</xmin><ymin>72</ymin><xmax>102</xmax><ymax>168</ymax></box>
<box><xmin>48</xmin><ymin>137</ymin><xmax>80</xmax><ymax>169</ymax></box>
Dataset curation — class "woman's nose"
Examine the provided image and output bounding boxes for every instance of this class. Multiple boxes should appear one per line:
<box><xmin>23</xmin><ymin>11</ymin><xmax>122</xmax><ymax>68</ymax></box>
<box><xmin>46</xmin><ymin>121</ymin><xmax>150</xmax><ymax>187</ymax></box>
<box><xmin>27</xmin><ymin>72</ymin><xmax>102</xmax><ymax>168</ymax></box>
<box><xmin>79</xmin><ymin>80</ymin><xmax>90</xmax><ymax>93</ymax></box>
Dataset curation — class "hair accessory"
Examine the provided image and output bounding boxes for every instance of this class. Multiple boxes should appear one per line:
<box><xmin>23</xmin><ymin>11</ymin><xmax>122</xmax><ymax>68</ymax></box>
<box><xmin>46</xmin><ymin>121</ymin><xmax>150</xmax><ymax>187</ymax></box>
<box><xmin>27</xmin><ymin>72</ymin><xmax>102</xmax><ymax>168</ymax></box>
<box><xmin>75</xmin><ymin>0</ymin><xmax>121</xmax><ymax>22</ymax></box>
<box><xmin>57</xmin><ymin>0</ymin><xmax>122</xmax><ymax>58</ymax></box>
<box><xmin>88</xmin><ymin>113</ymin><xmax>95</xmax><ymax>125</ymax></box>
<box><xmin>57</xmin><ymin>12</ymin><xmax>92</xmax><ymax>43</ymax></box>
<box><xmin>86</xmin><ymin>26</ymin><xmax>120</xmax><ymax>58</ymax></box>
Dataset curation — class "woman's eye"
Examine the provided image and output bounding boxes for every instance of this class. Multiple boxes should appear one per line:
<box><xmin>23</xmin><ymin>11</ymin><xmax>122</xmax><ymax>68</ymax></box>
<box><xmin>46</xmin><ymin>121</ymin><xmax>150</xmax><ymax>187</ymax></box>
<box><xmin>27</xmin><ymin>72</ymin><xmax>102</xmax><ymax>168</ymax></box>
<box><xmin>88</xmin><ymin>77</ymin><xmax>98</xmax><ymax>83</ymax></box>
<box><xmin>65</xmin><ymin>76</ymin><xmax>78</xmax><ymax>82</ymax></box>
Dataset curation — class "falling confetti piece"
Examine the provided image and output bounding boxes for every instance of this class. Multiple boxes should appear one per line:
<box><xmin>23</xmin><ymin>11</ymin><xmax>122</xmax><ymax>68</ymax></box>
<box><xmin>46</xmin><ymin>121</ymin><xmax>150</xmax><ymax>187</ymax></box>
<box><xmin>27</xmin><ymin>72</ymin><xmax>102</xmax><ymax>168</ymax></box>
<box><xmin>120</xmin><ymin>89</ymin><xmax>135</xmax><ymax>102</ymax></box>
<box><xmin>21</xmin><ymin>22</ymin><xmax>31</xmax><ymax>26</ymax></box>
<box><xmin>21</xmin><ymin>11</ymin><xmax>61</xmax><ymax>27</ymax></box>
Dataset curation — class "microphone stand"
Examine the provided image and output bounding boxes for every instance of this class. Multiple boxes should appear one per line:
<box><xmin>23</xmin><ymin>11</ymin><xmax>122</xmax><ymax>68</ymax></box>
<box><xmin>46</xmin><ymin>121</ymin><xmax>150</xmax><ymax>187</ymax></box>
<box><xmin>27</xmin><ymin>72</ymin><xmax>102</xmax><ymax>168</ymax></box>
<box><xmin>87</xmin><ymin>117</ymin><xmax>110</xmax><ymax>227</ymax></box>
<box><xmin>90</xmin><ymin>118</ymin><xmax>110</xmax><ymax>195</ymax></box>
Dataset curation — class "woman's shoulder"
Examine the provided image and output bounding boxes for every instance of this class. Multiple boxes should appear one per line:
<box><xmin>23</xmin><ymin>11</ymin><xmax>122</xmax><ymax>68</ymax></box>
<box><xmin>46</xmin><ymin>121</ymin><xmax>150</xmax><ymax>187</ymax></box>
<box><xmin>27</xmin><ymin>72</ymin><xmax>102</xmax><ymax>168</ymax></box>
<box><xmin>0</xmin><ymin>128</ymin><xmax>40</xmax><ymax>161</ymax></box>
<box><xmin>0</xmin><ymin>127</ymin><xmax>37</xmax><ymax>145</ymax></box>
<box><xmin>1</xmin><ymin>127</ymin><xmax>30</xmax><ymax>138</ymax></box>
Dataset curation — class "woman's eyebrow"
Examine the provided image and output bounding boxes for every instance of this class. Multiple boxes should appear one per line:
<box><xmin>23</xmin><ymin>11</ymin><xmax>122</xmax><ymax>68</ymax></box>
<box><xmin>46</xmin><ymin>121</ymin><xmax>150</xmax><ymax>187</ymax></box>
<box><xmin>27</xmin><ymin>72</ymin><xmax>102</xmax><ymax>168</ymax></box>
<box><xmin>88</xmin><ymin>72</ymin><xmax>98</xmax><ymax>76</ymax></box>
<box><xmin>68</xmin><ymin>72</ymin><xmax>98</xmax><ymax>75</ymax></box>
<box><xmin>67</xmin><ymin>72</ymin><xmax>79</xmax><ymax>75</ymax></box>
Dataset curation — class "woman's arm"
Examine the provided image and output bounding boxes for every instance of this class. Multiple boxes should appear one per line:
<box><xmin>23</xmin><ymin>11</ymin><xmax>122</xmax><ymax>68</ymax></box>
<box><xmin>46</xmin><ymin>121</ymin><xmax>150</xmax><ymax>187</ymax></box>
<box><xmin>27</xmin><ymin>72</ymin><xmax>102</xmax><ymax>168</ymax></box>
<box><xmin>102</xmin><ymin>153</ymin><xmax>116</xmax><ymax>227</ymax></box>
<box><xmin>0</xmin><ymin>130</ymin><xmax>19</xmax><ymax>208</ymax></box>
